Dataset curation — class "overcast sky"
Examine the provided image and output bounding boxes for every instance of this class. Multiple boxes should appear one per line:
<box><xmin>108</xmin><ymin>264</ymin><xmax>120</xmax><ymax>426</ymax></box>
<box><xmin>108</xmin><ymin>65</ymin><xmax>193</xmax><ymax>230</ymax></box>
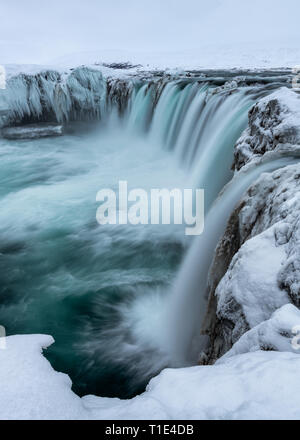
<box><xmin>0</xmin><ymin>0</ymin><xmax>300</xmax><ymax>64</ymax></box>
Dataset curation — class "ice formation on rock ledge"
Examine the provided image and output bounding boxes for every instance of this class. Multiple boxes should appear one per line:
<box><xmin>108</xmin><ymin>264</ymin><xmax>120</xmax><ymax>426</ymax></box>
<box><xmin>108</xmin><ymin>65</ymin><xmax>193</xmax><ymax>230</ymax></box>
<box><xmin>3</xmin><ymin>68</ymin><xmax>107</xmax><ymax>125</ymax></box>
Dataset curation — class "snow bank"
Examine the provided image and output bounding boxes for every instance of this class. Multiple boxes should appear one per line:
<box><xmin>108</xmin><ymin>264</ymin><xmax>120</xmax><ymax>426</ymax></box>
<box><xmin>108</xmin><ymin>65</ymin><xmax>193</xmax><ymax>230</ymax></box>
<box><xmin>1</xmin><ymin>321</ymin><xmax>300</xmax><ymax>420</ymax></box>
<box><xmin>0</xmin><ymin>335</ymin><xmax>85</xmax><ymax>420</ymax></box>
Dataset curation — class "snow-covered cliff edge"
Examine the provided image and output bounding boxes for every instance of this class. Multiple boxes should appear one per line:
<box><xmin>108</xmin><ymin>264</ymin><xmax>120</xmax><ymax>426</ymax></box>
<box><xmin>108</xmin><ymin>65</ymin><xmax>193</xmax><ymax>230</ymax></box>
<box><xmin>3</xmin><ymin>311</ymin><xmax>300</xmax><ymax>420</ymax></box>
<box><xmin>203</xmin><ymin>87</ymin><xmax>300</xmax><ymax>363</ymax></box>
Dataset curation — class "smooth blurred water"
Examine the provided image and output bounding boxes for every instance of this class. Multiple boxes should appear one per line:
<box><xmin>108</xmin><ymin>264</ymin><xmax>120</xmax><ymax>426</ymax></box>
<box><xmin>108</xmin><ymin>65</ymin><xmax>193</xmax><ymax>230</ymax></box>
<box><xmin>0</xmin><ymin>122</ymin><xmax>188</xmax><ymax>397</ymax></box>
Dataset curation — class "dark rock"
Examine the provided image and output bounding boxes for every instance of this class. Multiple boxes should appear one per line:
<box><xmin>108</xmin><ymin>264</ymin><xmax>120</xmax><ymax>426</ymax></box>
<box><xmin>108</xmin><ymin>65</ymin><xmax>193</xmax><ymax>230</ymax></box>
<box><xmin>2</xmin><ymin>123</ymin><xmax>64</xmax><ymax>140</ymax></box>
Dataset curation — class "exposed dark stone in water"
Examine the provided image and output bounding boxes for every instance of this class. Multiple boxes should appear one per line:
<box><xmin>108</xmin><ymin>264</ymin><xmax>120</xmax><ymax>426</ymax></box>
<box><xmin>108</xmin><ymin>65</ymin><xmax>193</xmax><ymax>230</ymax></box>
<box><xmin>3</xmin><ymin>67</ymin><xmax>292</xmax><ymax>128</ymax></box>
<box><xmin>2</xmin><ymin>123</ymin><xmax>64</xmax><ymax>140</ymax></box>
<box><xmin>101</xmin><ymin>62</ymin><xmax>142</xmax><ymax>70</ymax></box>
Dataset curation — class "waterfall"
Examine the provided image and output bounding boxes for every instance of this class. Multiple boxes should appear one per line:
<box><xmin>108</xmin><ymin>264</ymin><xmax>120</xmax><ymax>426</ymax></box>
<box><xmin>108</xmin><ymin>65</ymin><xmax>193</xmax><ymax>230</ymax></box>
<box><xmin>127</xmin><ymin>83</ymin><xmax>154</xmax><ymax>131</ymax></box>
<box><xmin>147</xmin><ymin>83</ymin><xmax>257</xmax><ymax>209</ymax></box>
<box><xmin>127</xmin><ymin>80</ymin><xmax>257</xmax><ymax>209</ymax></box>
<box><xmin>165</xmin><ymin>154</ymin><xmax>300</xmax><ymax>366</ymax></box>
<box><xmin>2</xmin><ymin>67</ymin><xmax>295</xmax><ymax>396</ymax></box>
<box><xmin>114</xmin><ymin>78</ymin><xmax>295</xmax><ymax>372</ymax></box>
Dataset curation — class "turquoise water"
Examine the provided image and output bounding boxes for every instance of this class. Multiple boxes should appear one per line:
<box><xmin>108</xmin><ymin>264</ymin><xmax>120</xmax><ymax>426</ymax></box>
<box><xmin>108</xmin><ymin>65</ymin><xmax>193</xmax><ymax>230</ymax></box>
<box><xmin>0</xmin><ymin>123</ymin><xmax>186</xmax><ymax>398</ymax></box>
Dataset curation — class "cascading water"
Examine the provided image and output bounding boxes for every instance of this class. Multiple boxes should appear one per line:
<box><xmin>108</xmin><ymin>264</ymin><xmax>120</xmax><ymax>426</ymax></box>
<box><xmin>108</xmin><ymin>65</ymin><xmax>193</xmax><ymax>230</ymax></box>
<box><xmin>147</xmin><ymin>83</ymin><xmax>258</xmax><ymax>209</ymax></box>
<box><xmin>164</xmin><ymin>154</ymin><xmax>300</xmax><ymax>366</ymax></box>
<box><xmin>0</xmin><ymin>69</ymin><xmax>293</xmax><ymax>398</ymax></box>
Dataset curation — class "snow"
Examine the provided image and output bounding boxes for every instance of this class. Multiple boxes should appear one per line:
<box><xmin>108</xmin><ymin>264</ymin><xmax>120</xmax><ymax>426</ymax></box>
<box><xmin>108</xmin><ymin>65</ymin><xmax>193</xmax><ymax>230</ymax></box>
<box><xmin>234</xmin><ymin>87</ymin><xmax>300</xmax><ymax>170</ymax></box>
<box><xmin>2</xmin><ymin>0</ymin><xmax>300</xmax><ymax>68</ymax></box>
<box><xmin>4</xmin><ymin>42</ymin><xmax>300</xmax><ymax>75</ymax></box>
<box><xmin>3</xmin><ymin>41</ymin><xmax>299</xmax><ymax>83</ymax></box>
<box><xmin>1</xmin><ymin>67</ymin><xmax>107</xmax><ymax>125</ymax></box>
<box><xmin>1</xmin><ymin>317</ymin><xmax>300</xmax><ymax>420</ymax></box>
<box><xmin>0</xmin><ymin>335</ymin><xmax>84</xmax><ymax>420</ymax></box>
<box><xmin>206</xmin><ymin>162</ymin><xmax>300</xmax><ymax>356</ymax></box>
<box><xmin>253</xmin><ymin>87</ymin><xmax>300</xmax><ymax>137</ymax></box>
<box><xmin>3</xmin><ymin>63</ymin><xmax>138</xmax><ymax>83</ymax></box>
<box><xmin>216</xmin><ymin>226</ymin><xmax>290</xmax><ymax>329</ymax></box>
<box><xmin>48</xmin><ymin>44</ymin><xmax>300</xmax><ymax>71</ymax></box>
<box><xmin>221</xmin><ymin>304</ymin><xmax>300</xmax><ymax>358</ymax></box>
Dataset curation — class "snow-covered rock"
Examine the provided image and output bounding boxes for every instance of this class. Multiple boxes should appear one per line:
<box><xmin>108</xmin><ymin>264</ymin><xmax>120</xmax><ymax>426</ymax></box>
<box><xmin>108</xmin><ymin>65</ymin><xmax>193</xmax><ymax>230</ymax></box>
<box><xmin>203</xmin><ymin>162</ymin><xmax>300</xmax><ymax>362</ymax></box>
<box><xmin>203</xmin><ymin>86</ymin><xmax>300</xmax><ymax>363</ymax></box>
<box><xmin>234</xmin><ymin>87</ymin><xmax>300</xmax><ymax>171</ymax></box>
<box><xmin>221</xmin><ymin>304</ymin><xmax>300</xmax><ymax>359</ymax></box>
<box><xmin>210</xmin><ymin>80</ymin><xmax>238</xmax><ymax>96</ymax></box>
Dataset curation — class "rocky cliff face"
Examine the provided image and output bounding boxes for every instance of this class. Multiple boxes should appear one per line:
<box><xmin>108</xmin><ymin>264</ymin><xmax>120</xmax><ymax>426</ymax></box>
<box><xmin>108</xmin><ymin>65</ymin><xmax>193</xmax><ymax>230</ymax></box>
<box><xmin>203</xmin><ymin>87</ymin><xmax>300</xmax><ymax>363</ymax></box>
